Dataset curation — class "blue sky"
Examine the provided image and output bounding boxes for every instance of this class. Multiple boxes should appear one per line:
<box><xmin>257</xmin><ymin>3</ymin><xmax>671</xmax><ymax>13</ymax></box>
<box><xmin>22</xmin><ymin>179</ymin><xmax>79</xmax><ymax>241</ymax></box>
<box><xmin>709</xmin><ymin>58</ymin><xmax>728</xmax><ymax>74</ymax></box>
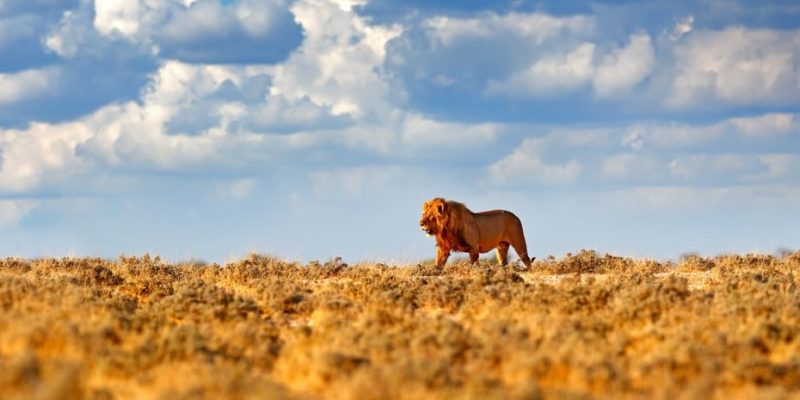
<box><xmin>0</xmin><ymin>0</ymin><xmax>798</xmax><ymax>263</ymax></box>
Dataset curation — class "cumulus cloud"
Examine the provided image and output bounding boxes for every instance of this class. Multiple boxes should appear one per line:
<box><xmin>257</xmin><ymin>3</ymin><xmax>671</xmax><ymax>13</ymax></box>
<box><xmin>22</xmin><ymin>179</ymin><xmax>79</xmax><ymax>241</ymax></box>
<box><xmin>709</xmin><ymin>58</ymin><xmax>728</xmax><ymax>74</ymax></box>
<box><xmin>311</xmin><ymin>165</ymin><xmax>421</xmax><ymax>198</ymax></box>
<box><xmin>623</xmin><ymin>113</ymin><xmax>798</xmax><ymax>150</ymax></box>
<box><xmin>669</xmin><ymin>15</ymin><xmax>694</xmax><ymax>41</ymax></box>
<box><xmin>245</xmin><ymin>96</ymin><xmax>352</xmax><ymax>133</ymax></box>
<box><xmin>667</xmin><ymin>154</ymin><xmax>765</xmax><ymax>181</ymax></box>
<box><xmin>0</xmin><ymin>67</ymin><xmax>59</xmax><ymax>104</ymax></box>
<box><xmin>669</xmin><ymin>27</ymin><xmax>800</xmax><ymax>107</ymax></box>
<box><xmin>3</xmin><ymin>0</ymin><xmax>797</xmax><ymax>214</ymax></box>
<box><xmin>43</xmin><ymin>8</ymin><xmax>93</xmax><ymax>58</ymax></box>
<box><xmin>2</xmin><ymin>1</ymin><xmax>496</xmax><ymax>198</ymax></box>
<box><xmin>486</xmin><ymin>42</ymin><xmax>595</xmax><ymax>97</ymax></box>
<box><xmin>622</xmin><ymin>122</ymin><xmax>726</xmax><ymax>150</ymax></box>
<box><xmin>0</xmin><ymin>117</ymin><xmax>90</xmax><ymax>192</ymax></box>
<box><xmin>486</xmin><ymin>111</ymin><xmax>799</xmax><ymax>193</ymax></box>
<box><xmin>400</xmin><ymin>115</ymin><xmax>502</xmax><ymax>147</ymax></box>
<box><xmin>270</xmin><ymin>0</ymin><xmax>401</xmax><ymax>119</ymax></box>
<box><xmin>488</xmin><ymin>138</ymin><xmax>582</xmax><ymax>186</ymax></box>
<box><xmin>93</xmin><ymin>0</ymin><xmax>143</xmax><ymax>38</ymax></box>
<box><xmin>386</xmin><ymin>8</ymin><xmax>800</xmax><ymax>112</ymax></box>
<box><xmin>606</xmin><ymin>184</ymin><xmax>800</xmax><ymax>210</ymax></box>
<box><xmin>593</xmin><ymin>33</ymin><xmax>654</xmax><ymax>97</ymax></box>
<box><xmin>0</xmin><ymin>200</ymin><xmax>38</xmax><ymax>227</ymax></box>
<box><xmin>214</xmin><ymin>178</ymin><xmax>257</xmax><ymax>200</ymax></box>
<box><xmin>388</xmin><ymin>10</ymin><xmax>658</xmax><ymax>99</ymax></box>
<box><xmin>486</xmin><ymin>32</ymin><xmax>655</xmax><ymax>98</ymax></box>
<box><xmin>385</xmin><ymin>11</ymin><xmax>595</xmax><ymax>98</ymax></box>
<box><xmin>601</xmin><ymin>154</ymin><xmax>661</xmax><ymax>180</ymax></box>
<box><xmin>334</xmin><ymin>113</ymin><xmax>507</xmax><ymax>157</ymax></box>
<box><xmin>424</xmin><ymin>12</ymin><xmax>593</xmax><ymax>47</ymax></box>
<box><xmin>0</xmin><ymin>61</ymin><xmax>270</xmax><ymax>193</ymax></box>
<box><xmin>600</xmin><ymin>152</ymin><xmax>772</xmax><ymax>185</ymax></box>
<box><xmin>45</xmin><ymin>0</ymin><xmax>301</xmax><ymax>63</ymax></box>
<box><xmin>753</xmin><ymin>154</ymin><xmax>800</xmax><ymax>181</ymax></box>
<box><xmin>729</xmin><ymin>113</ymin><xmax>796</xmax><ymax>138</ymax></box>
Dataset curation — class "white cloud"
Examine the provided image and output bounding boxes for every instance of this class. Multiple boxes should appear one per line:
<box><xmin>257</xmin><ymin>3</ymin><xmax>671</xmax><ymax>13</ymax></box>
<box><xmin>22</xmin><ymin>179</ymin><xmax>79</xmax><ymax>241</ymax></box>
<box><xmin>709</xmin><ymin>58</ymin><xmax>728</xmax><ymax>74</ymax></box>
<box><xmin>93</xmin><ymin>0</ymin><xmax>143</xmax><ymax>38</ymax></box>
<box><xmin>754</xmin><ymin>154</ymin><xmax>800</xmax><ymax>180</ymax></box>
<box><xmin>390</xmin><ymin>11</ymin><xmax>598</xmax><ymax>95</ymax></box>
<box><xmin>623</xmin><ymin>122</ymin><xmax>726</xmax><ymax>150</ymax></box>
<box><xmin>0</xmin><ymin>67</ymin><xmax>59</xmax><ymax>104</ymax></box>
<box><xmin>622</xmin><ymin>113</ymin><xmax>799</xmax><ymax>150</ymax></box>
<box><xmin>0</xmin><ymin>61</ymin><xmax>271</xmax><ymax>193</ymax></box>
<box><xmin>5</xmin><ymin>1</ymin><xmax>796</xmax><ymax>209</ymax></box>
<box><xmin>311</xmin><ymin>165</ymin><xmax>420</xmax><ymax>197</ymax></box>
<box><xmin>0</xmin><ymin>200</ymin><xmax>38</xmax><ymax>227</ymax></box>
<box><xmin>667</xmin><ymin>154</ymin><xmax>762</xmax><ymax>180</ymax></box>
<box><xmin>669</xmin><ymin>27</ymin><xmax>800</xmax><ymax>107</ymax></box>
<box><xmin>593</xmin><ymin>33</ymin><xmax>654</xmax><ymax>97</ymax></box>
<box><xmin>247</xmin><ymin>96</ymin><xmax>349</xmax><ymax>132</ymax></box>
<box><xmin>669</xmin><ymin>15</ymin><xmax>694</xmax><ymax>41</ymax></box>
<box><xmin>729</xmin><ymin>113</ymin><xmax>796</xmax><ymax>138</ymax></box>
<box><xmin>606</xmin><ymin>185</ymin><xmax>735</xmax><ymax>208</ymax></box>
<box><xmin>235</xmin><ymin>0</ymin><xmax>280</xmax><ymax>37</ymax></box>
<box><xmin>487</xmin><ymin>112</ymin><xmax>799</xmax><ymax>191</ymax></box>
<box><xmin>486</xmin><ymin>42</ymin><xmax>595</xmax><ymax>97</ymax></box>
<box><xmin>329</xmin><ymin>0</ymin><xmax>366</xmax><ymax>12</ymax></box>
<box><xmin>334</xmin><ymin>112</ymin><xmax>506</xmax><ymax>156</ymax></box>
<box><xmin>43</xmin><ymin>9</ymin><xmax>91</xmax><ymax>57</ymax></box>
<box><xmin>488</xmin><ymin>138</ymin><xmax>581</xmax><ymax>185</ymax></box>
<box><xmin>1</xmin><ymin>2</ymin><xmax>473</xmax><ymax>196</ymax></box>
<box><xmin>215</xmin><ymin>178</ymin><xmax>257</xmax><ymax>200</ymax></box>
<box><xmin>602</xmin><ymin>154</ymin><xmax>660</xmax><ymax>179</ymax></box>
<box><xmin>425</xmin><ymin>12</ymin><xmax>593</xmax><ymax>47</ymax></box>
<box><xmin>270</xmin><ymin>0</ymin><xmax>401</xmax><ymax>119</ymax></box>
<box><xmin>606</xmin><ymin>184</ymin><xmax>800</xmax><ymax>209</ymax></box>
<box><xmin>160</xmin><ymin>1</ymin><xmax>227</xmax><ymax>43</ymax></box>
<box><xmin>602</xmin><ymin>152</ymin><xmax>795</xmax><ymax>185</ymax></box>
<box><xmin>2</xmin><ymin>0</ymin><xmax>409</xmax><ymax>197</ymax></box>
<box><xmin>159</xmin><ymin>0</ymin><xmax>289</xmax><ymax>43</ymax></box>
<box><xmin>0</xmin><ymin>118</ymin><xmax>91</xmax><ymax>192</ymax></box>
<box><xmin>46</xmin><ymin>0</ymin><xmax>295</xmax><ymax>61</ymax></box>
<box><xmin>486</xmin><ymin>33</ymin><xmax>654</xmax><ymax>98</ymax></box>
<box><xmin>400</xmin><ymin>114</ymin><xmax>502</xmax><ymax>147</ymax></box>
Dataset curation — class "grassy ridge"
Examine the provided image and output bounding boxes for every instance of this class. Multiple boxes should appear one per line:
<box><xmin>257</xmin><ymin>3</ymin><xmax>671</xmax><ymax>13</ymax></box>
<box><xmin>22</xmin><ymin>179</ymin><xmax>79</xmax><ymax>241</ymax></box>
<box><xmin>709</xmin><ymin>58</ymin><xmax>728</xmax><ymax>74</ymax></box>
<box><xmin>1</xmin><ymin>251</ymin><xmax>799</xmax><ymax>399</ymax></box>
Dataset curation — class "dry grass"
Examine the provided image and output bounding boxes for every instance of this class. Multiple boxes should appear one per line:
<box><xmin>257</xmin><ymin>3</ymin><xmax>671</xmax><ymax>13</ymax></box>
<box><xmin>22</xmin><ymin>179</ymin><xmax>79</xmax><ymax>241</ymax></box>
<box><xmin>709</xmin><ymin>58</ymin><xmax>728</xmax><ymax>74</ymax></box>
<box><xmin>1</xmin><ymin>250</ymin><xmax>800</xmax><ymax>399</ymax></box>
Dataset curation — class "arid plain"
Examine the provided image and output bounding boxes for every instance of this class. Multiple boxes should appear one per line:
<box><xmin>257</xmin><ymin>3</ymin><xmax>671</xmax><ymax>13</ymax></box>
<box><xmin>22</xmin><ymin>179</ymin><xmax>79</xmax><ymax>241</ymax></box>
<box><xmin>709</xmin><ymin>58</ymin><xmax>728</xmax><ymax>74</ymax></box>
<box><xmin>2</xmin><ymin>251</ymin><xmax>799</xmax><ymax>399</ymax></box>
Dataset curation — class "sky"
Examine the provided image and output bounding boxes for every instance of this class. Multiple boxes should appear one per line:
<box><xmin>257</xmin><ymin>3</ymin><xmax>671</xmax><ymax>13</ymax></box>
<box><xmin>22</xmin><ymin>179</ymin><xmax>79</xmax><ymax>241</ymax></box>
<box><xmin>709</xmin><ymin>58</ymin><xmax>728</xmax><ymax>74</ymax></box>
<box><xmin>0</xmin><ymin>0</ymin><xmax>798</xmax><ymax>264</ymax></box>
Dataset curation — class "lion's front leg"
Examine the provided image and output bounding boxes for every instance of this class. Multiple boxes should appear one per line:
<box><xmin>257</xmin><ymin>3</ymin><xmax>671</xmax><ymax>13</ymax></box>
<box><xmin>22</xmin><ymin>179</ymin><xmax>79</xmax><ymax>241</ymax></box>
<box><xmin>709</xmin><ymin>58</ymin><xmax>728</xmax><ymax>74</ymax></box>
<box><xmin>469</xmin><ymin>248</ymin><xmax>479</xmax><ymax>264</ymax></box>
<box><xmin>435</xmin><ymin>247</ymin><xmax>451</xmax><ymax>267</ymax></box>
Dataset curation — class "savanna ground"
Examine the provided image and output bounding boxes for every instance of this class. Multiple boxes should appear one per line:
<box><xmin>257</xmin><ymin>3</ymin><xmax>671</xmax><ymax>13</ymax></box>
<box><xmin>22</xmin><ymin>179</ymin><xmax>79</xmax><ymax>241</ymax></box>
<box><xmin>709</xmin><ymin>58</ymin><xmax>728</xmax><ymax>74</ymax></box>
<box><xmin>1</xmin><ymin>250</ymin><xmax>800</xmax><ymax>399</ymax></box>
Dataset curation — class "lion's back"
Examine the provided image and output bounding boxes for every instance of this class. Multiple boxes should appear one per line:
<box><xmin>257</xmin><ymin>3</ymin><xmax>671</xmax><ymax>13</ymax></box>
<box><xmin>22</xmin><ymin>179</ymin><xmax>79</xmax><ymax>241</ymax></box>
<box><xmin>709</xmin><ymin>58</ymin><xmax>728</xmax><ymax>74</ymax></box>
<box><xmin>471</xmin><ymin>209</ymin><xmax>523</xmax><ymax>245</ymax></box>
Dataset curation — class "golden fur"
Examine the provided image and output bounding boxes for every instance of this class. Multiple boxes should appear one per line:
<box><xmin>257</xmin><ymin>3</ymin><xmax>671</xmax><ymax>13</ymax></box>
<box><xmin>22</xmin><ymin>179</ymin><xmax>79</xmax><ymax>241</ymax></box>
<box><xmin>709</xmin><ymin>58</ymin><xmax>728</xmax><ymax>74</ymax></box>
<box><xmin>419</xmin><ymin>198</ymin><xmax>534</xmax><ymax>268</ymax></box>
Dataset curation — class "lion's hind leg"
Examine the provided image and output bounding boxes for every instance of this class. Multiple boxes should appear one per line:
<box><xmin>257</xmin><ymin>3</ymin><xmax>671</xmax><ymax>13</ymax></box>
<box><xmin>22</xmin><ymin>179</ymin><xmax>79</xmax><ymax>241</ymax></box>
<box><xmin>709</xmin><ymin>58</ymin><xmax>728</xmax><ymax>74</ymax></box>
<box><xmin>510</xmin><ymin>238</ymin><xmax>532</xmax><ymax>269</ymax></box>
<box><xmin>495</xmin><ymin>242</ymin><xmax>510</xmax><ymax>266</ymax></box>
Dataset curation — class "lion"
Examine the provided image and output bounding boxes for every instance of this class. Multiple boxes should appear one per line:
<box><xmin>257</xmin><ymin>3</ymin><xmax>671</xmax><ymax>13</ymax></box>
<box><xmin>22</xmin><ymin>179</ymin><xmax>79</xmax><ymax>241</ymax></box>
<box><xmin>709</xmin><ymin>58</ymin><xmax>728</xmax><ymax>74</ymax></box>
<box><xmin>419</xmin><ymin>197</ymin><xmax>534</xmax><ymax>268</ymax></box>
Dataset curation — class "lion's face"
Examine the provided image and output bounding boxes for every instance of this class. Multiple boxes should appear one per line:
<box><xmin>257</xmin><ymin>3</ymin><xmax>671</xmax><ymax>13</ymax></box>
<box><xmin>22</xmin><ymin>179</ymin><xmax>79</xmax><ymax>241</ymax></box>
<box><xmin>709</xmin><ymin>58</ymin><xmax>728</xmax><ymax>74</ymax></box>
<box><xmin>420</xmin><ymin>198</ymin><xmax>447</xmax><ymax>237</ymax></box>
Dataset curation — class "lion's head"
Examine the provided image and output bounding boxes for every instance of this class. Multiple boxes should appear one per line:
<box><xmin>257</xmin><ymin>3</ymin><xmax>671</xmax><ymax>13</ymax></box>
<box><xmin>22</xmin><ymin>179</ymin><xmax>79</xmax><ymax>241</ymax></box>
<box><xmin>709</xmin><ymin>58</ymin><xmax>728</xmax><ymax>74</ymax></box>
<box><xmin>419</xmin><ymin>197</ymin><xmax>449</xmax><ymax>238</ymax></box>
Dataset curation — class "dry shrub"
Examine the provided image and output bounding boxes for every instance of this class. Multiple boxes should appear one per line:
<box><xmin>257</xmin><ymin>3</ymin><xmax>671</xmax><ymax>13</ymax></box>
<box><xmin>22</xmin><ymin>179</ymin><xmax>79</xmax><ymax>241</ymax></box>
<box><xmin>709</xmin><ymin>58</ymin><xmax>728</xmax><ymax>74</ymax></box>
<box><xmin>0</xmin><ymin>251</ymin><xmax>799</xmax><ymax>399</ymax></box>
<box><xmin>538</xmin><ymin>250</ymin><xmax>668</xmax><ymax>275</ymax></box>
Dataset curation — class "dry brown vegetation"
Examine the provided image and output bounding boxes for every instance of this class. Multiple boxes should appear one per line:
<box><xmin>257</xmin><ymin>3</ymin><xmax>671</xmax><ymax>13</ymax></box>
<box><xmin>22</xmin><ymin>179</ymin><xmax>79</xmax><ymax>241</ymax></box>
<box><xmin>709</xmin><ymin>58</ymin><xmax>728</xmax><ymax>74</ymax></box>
<box><xmin>2</xmin><ymin>250</ymin><xmax>800</xmax><ymax>399</ymax></box>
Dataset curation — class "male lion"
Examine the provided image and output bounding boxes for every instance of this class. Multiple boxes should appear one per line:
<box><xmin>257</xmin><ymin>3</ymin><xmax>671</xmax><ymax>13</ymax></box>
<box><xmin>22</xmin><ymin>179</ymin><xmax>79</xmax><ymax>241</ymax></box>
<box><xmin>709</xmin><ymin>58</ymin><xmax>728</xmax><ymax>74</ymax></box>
<box><xmin>419</xmin><ymin>198</ymin><xmax>534</xmax><ymax>268</ymax></box>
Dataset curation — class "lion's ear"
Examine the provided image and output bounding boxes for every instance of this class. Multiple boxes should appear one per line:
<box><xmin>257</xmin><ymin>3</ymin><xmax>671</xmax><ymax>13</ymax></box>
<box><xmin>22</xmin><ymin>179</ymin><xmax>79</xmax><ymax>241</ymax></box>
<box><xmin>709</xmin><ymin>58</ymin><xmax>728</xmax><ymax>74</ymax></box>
<box><xmin>437</xmin><ymin>202</ymin><xmax>447</xmax><ymax>214</ymax></box>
